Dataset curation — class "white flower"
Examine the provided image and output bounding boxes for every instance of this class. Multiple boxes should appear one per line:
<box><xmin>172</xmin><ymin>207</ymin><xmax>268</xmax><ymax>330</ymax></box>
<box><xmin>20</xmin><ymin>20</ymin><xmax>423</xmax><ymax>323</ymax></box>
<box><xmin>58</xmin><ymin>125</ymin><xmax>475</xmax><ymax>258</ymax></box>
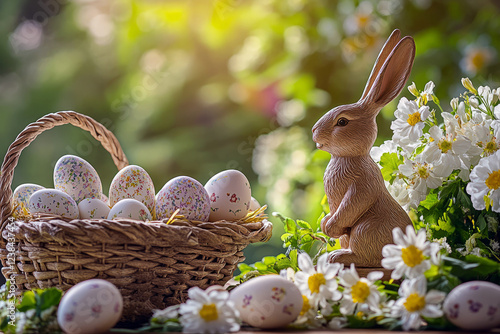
<box><xmin>370</xmin><ymin>140</ymin><xmax>399</xmax><ymax>162</ymax></box>
<box><xmin>490</xmin><ymin>240</ymin><xmax>500</xmax><ymax>253</ymax></box>
<box><xmin>466</xmin><ymin>150</ymin><xmax>500</xmax><ymax>212</ymax></box>
<box><xmin>338</xmin><ymin>264</ymin><xmax>382</xmax><ymax>315</ymax></box>
<box><xmin>294</xmin><ymin>253</ymin><xmax>342</xmax><ymax>309</ymax></box>
<box><xmin>460</xmin><ymin>44</ymin><xmax>495</xmax><ymax>75</ymax></box>
<box><xmin>422</xmin><ymin>124</ymin><xmax>472</xmax><ymax>179</ymax></box>
<box><xmin>293</xmin><ymin>293</ymin><xmax>325</xmax><ymax>328</ymax></box>
<box><xmin>386</xmin><ymin>177</ymin><xmax>411</xmax><ymax>211</ymax></box>
<box><xmin>153</xmin><ymin>305</ymin><xmax>180</xmax><ymax>322</ymax></box>
<box><xmin>391</xmin><ymin>97</ymin><xmax>431</xmax><ymax>141</ymax></box>
<box><xmin>390</xmin><ymin>276</ymin><xmax>446</xmax><ymax>331</ymax></box>
<box><xmin>327</xmin><ymin>316</ymin><xmax>348</xmax><ymax>329</ymax></box>
<box><xmin>398</xmin><ymin>156</ymin><xmax>442</xmax><ymax>197</ymax></box>
<box><xmin>381</xmin><ymin>226</ymin><xmax>434</xmax><ymax>279</ymax></box>
<box><xmin>179</xmin><ymin>287</ymin><xmax>240</xmax><ymax>334</ymax></box>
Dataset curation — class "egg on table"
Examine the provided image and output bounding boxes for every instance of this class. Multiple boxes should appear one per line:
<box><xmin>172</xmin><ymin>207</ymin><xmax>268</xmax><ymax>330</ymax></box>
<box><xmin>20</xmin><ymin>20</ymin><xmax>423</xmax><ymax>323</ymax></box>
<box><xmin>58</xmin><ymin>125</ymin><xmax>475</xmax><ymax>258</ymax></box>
<box><xmin>28</xmin><ymin>189</ymin><xmax>79</xmax><ymax>219</ymax></box>
<box><xmin>109</xmin><ymin>165</ymin><xmax>155</xmax><ymax>217</ymax></box>
<box><xmin>78</xmin><ymin>198</ymin><xmax>110</xmax><ymax>219</ymax></box>
<box><xmin>54</xmin><ymin>155</ymin><xmax>102</xmax><ymax>204</ymax></box>
<box><xmin>57</xmin><ymin>279</ymin><xmax>123</xmax><ymax>334</ymax></box>
<box><xmin>156</xmin><ymin>176</ymin><xmax>210</xmax><ymax>221</ymax></box>
<box><xmin>108</xmin><ymin>198</ymin><xmax>152</xmax><ymax>221</ymax></box>
<box><xmin>12</xmin><ymin>183</ymin><xmax>45</xmax><ymax>217</ymax></box>
<box><xmin>229</xmin><ymin>275</ymin><xmax>302</xmax><ymax>328</ymax></box>
<box><xmin>443</xmin><ymin>280</ymin><xmax>500</xmax><ymax>331</ymax></box>
<box><xmin>205</xmin><ymin>169</ymin><xmax>251</xmax><ymax>222</ymax></box>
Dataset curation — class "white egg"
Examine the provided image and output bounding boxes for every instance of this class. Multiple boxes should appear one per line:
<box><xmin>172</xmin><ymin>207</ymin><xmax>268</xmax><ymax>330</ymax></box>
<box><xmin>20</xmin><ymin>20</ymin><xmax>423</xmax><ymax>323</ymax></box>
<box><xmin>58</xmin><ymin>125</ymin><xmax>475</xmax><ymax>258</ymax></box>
<box><xmin>12</xmin><ymin>183</ymin><xmax>44</xmax><ymax>217</ymax></box>
<box><xmin>78</xmin><ymin>198</ymin><xmax>110</xmax><ymax>219</ymax></box>
<box><xmin>109</xmin><ymin>165</ymin><xmax>155</xmax><ymax>217</ymax></box>
<box><xmin>57</xmin><ymin>279</ymin><xmax>123</xmax><ymax>334</ymax></box>
<box><xmin>54</xmin><ymin>155</ymin><xmax>102</xmax><ymax>204</ymax></box>
<box><xmin>229</xmin><ymin>275</ymin><xmax>302</xmax><ymax>328</ymax></box>
<box><xmin>249</xmin><ymin>197</ymin><xmax>261</xmax><ymax>211</ymax></box>
<box><xmin>443</xmin><ymin>280</ymin><xmax>500</xmax><ymax>331</ymax></box>
<box><xmin>156</xmin><ymin>176</ymin><xmax>210</xmax><ymax>221</ymax></box>
<box><xmin>205</xmin><ymin>169</ymin><xmax>251</xmax><ymax>221</ymax></box>
<box><xmin>108</xmin><ymin>198</ymin><xmax>152</xmax><ymax>221</ymax></box>
<box><xmin>29</xmin><ymin>189</ymin><xmax>79</xmax><ymax>219</ymax></box>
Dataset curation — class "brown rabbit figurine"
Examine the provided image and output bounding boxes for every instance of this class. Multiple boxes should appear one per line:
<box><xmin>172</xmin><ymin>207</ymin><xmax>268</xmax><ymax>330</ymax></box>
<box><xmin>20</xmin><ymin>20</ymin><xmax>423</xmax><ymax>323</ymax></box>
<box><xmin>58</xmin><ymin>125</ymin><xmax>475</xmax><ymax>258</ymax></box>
<box><xmin>312</xmin><ymin>29</ymin><xmax>414</xmax><ymax>267</ymax></box>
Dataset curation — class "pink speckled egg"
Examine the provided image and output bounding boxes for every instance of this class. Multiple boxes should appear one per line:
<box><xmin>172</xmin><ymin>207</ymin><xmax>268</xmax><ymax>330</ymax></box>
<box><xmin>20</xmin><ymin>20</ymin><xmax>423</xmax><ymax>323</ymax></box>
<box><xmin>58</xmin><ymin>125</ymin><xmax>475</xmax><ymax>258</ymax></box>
<box><xmin>205</xmin><ymin>170</ymin><xmax>251</xmax><ymax>221</ymax></box>
<box><xmin>54</xmin><ymin>155</ymin><xmax>102</xmax><ymax>204</ymax></box>
<box><xmin>109</xmin><ymin>165</ymin><xmax>155</xmax><ymax>217</ymax></box>
<box><xmin>12</xmin><ymin>183</ymin><xmax>45</xmax><ymax>217</ymax></box>
<box><xmin>28</xmin><ymin>189</ymin><xmax>79</xmax><ymax>219</ymax></box>
<box><xmin>156</xmin><ymin>176</ymin><xmax>210</xmax><ymax>221</ymax></box>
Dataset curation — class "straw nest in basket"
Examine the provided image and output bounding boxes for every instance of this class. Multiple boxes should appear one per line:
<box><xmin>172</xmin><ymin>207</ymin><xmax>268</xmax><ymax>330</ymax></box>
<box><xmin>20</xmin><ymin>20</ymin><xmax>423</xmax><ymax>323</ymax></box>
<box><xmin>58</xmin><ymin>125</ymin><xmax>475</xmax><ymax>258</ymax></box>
<box><xmin>0</xmin><ymin>111</ymin><xmax>273</xmax><ymax>323</ymax></box>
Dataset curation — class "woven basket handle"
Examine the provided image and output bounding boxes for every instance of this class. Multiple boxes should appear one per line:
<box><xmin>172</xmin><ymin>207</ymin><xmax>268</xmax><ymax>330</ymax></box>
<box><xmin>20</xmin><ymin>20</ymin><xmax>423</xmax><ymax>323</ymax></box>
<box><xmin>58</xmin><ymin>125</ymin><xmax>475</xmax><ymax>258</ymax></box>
<box><xmin>0</xmin><ymin>111</ymin><xmax>129</xmax><ymax>242</ymax></box>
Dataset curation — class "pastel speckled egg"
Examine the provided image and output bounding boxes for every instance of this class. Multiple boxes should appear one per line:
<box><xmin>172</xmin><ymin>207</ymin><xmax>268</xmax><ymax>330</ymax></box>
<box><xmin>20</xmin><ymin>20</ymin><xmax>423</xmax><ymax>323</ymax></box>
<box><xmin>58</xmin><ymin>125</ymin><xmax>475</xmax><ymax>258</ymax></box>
<box><xmin>54</xmin><ymin>155</ymin><xmax>102</xmax><ymax>204</ymax></box>
<box><xmin>109</xmin><ymin>165</ymin><xmax>155</xmax><ymax>217</ymax></box>
<box><xmin>57</xmin><ymin>279</ymin><xmax>123</xmax><ymax>334</ymax></box>
<box><xmin>108</xmin><ymin>198</ymin><xmax>152</xmax><ymax>221</ymax></box>
<box><xmin>156</xmin><ymin>176</ymin><xmax>210</xmax><ymax>221</ymax></box>
<box><xmin>29</xmin><ymin>189</ymin><xmax>79</xmax><ymax>219</ymax></box>
<box><xmin>229</xmin><ymin>275</ymin><xmax>302</xmax><ymax>328</ymax></box>
<box><xmin>78</xmin><ymin>198</ymin><xmax>110</xmax><ymax>219</ymax></box>
<box><xmin>12</xmin><ymin>183</ymin><xmax>45</xmax><ymax>217</ymax></box>
<box><xmin>443</xmin><ymin>280</ymin><xmax>500</xmax><ymax>331</ymax></box>
<box><xmin>205</xmin><ymin>169</ymin><xmax>251</xmax><ymax>221</ymax></box>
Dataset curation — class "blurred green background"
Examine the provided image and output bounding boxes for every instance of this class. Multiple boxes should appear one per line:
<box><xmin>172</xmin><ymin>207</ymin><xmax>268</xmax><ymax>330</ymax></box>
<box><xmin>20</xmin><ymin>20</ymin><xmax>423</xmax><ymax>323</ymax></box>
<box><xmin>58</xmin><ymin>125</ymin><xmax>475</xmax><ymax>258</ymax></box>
<box><xmin>1</xmin><ymin>0</ymin><xmax>500</xmax><ymax>265</ymax></box>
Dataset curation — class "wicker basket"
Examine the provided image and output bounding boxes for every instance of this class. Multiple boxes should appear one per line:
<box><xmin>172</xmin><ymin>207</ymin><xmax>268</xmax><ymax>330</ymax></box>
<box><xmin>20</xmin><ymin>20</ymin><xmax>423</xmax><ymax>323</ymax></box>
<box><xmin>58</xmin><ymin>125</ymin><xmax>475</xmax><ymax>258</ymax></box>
<box><xmin>0</xmin><ymin>111</ymin><xmax>272</xmax><ymax>323</ymax></box>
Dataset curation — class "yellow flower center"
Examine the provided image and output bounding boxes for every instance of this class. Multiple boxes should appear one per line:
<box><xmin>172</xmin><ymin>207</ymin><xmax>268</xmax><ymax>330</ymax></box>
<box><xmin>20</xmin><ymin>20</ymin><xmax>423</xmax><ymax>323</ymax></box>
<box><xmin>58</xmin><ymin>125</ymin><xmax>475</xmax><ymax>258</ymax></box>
<box><xmin>356</xmin><ymin>13</ymin><xmax>370</xmax><ymax>28</ymax></box>
<box><xmin>308</xmin><ymin>273</ymin><xmax>326</xmax><ymax>294</ymax></box>
<box><xmin>199</xmin><ymin>303</ymin><xmax>218</xmax><ymax>322</ymax></box>
<box><xmin>404</xmin><ymin>293</ymin><xmax>426</xmax><ymax>312</ymax></box>
<box><xmin>438</xmin><ymin>139</ymin><xmax>452</xmax><ymax>153</ymax></box>
<box><xmin>486</xmin><ymin>170</ymin><xmax>500</xmax><ymax>190</ymax></box>
<box><xmin>470</xmin><ymin>51</ymin><xmax>486</xmax><ymax>71</ymax></box>
<box><xmin>401</xmin><ymin>245</ymin><xmax>424</xmax><ymax>267</ymax></box>
<box><xmin>407</xmin><ymin>112</ymin><xmax>421</xmax><ymax>126</ymax></box>
<box><xmin>417</xmin><ymin>165</ymin><xmax>430</xmax><ymax>179</ymax></box>
<box><xmin>300</xmin><ymin>295</ymin><xmax>311</xmax><ymax>316</ymax></box>
<box><xmin>351</xmin><ymin>281</ymin><xmax>370</xmax><ymax>303</ymax></box>
<box><xmin>484</xmin><ymin>140</ymin><xmax>498</xmax><ymax>155</ymax></box>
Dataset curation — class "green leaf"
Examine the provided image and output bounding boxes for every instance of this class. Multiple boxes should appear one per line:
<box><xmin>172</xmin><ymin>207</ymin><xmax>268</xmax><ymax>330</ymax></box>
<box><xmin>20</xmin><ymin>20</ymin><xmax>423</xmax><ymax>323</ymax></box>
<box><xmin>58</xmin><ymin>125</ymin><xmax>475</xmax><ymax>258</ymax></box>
<box><xmin>17</xmin><ymin>291</ymin><xmax>36</xmax><ymax>312</ymax></box>
<box><xmin>289</xmin><ymin>249</ymin><xmax>298</xmax><ymax>268</ymax></box>
<box><xmin>296</xmin><ymin>220</ymin><xmax>312</xmax><ymax>231</ymax></box>
<box><xmin>419</xmin><ymin>191</ymin><xmax>439</xmax><ymax>210</ymax></box>
<box><xmin>476</xmin><ymin>214</ymin><xmax>487</xmax><ymax>231</ymax></box>
<box><xmin>285</xmin><ymin>218</ymin><xmax>297</xmax><ymax>234</ymax></box>
<box><xmin>262</xmin><ymin>256</ymin><xmax>276</xmax><ymax>266</ymax></box>
<box><xmin>280</xmin><ymin>233</ymin><xmax>293</xmax><ymax>242</ymax></box>
<box><xmin>380</xmin><ymin>152</ymin><xmax>404</xmax><ymax>182</ymax></box>
<box><xmin>39</xmin><ymin>288</ymin><xmax>62</xmax><ymax>311</ymax></box>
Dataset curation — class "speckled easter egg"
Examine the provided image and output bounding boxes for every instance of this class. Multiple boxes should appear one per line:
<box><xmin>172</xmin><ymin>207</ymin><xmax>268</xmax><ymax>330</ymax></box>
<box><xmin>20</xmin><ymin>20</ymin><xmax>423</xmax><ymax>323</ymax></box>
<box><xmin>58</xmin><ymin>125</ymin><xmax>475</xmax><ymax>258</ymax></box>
<box><xmin>108</xmin><ymin>198</ymin><xmax>152</xmax><ymax>221</ymax></box>
<box><xmin>28</xmin><ymin>189</ymin><xmax>79</xmax><ymax>219</ymax></box>
<box><xmin>443</xmin><ymin>281</ymin><xmax>500</xmax><ymax>331</ymax></box>
<box><xmin>205</xmin><ymin>169</ymin><xmax>251</xmax><ymax>221</ymax></box>
<box><xmin>229</xmin><ymin>275</ymin><xmax>303</xmax><ymax>328</ymax></box>
<box><xmin>12</xmin><ymin>183</ymin><xmax>45</xmax><ymax>217</ymax></box>
<box><xmin>78</xmin><ymin>198</ymin><xmax>110</xmax><ymax>219</ymax></box>
<box><xmin>54</xmin><ymin>155</ymin><xmax>102</xmax><ymax>204</ymax></box>
<box><xmin>57</xmin><ymin>279</ymin><xmax>123</xmax><ymax>334</ymax></box>
<box><xmin>156</xmin><ymin>176</ymin><xmax>210</xmax><ymax>221</ymax></box>
<box><xmin>109</xmin><ymin>165</ymin><xmax>155</xmax><ymax>217</ymax></box>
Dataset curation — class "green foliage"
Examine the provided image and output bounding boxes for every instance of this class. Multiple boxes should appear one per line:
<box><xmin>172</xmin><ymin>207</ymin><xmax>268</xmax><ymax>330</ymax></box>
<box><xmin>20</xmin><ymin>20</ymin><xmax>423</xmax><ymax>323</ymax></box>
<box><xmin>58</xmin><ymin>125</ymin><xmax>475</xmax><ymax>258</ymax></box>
<box><xmin>380</xmin><ymin>152</ymin><xmax>404</xmax><ymax>183</ymax></box>
<box><xmin>234</xmin><ymin>212</ymin><xmax>336</xmax><ymax>281</ymax></box>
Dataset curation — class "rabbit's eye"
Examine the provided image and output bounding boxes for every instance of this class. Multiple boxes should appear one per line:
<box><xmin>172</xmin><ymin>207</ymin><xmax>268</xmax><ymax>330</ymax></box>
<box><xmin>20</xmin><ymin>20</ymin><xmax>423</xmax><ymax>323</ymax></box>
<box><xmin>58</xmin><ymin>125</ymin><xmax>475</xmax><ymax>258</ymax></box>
<box><xmin>337</xmin><ymin>117</ymin><xmax>349</xmax><ymax>126</ymax></box>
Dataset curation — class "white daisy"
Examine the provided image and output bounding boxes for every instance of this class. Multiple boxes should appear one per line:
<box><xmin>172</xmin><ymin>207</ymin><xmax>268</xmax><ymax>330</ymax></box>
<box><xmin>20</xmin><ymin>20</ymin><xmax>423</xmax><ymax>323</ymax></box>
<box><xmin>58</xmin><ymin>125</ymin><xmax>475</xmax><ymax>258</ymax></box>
<box><xmin>381</xmin><ymin>226</ymin><xmax>434</xmax><ymax>280</ymax></box>
<box><xmin>390</xmin><ymin>276</ymin><xmax>446</xmax><ymax>331</ymax></box>
<box><xmin>338</xmin><ymin>264</ymin><xmax>382</xmax><ymax>315</ymax></box>
<box><xmin>422</xmin><ymin>124</ymin><xmax>472</xmax><ymax>178</ymax></box>
<box><xmin>466</xmin><ymin>150</ymin><xmax>500</xmax><ymax>212</ymax></box>
<box><xmin>294</xmin><ymin>252</ymin><xmax>342</xmax><ymax>309</ymax></box>
<box><xmin>398</xmin><ymin>156</ymin><xmax>442</xmax><ymax>197</ymax></box>
<box><xmin>152</xmin><ymin>305</ymin><xmax>180</xmax><ymax>322</ymax></box>
<box><xmin>293</xmin><ymin>293</ymin><xmax>325</xmax><ymax>328</ymax></box>
<box><xmin>179</xmin><ymin>287</ymin><xmax>240</xmax><ymax>334</ymax></box>
<box><xmin>391</xmin><ymin>97</ymin><xmax>431</xmax><ymax>141</ymax></box>
<box><xmin>386</xmin><ymin>177</ymin><xmax>411</xmax><ymax>211</ymax></box>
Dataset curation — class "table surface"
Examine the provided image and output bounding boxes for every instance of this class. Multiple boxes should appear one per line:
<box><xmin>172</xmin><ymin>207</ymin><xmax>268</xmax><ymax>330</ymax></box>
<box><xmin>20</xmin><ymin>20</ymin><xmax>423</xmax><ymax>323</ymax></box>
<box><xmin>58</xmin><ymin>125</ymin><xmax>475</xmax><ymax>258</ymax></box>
<box><xmin>108</xmin><ymin>327</ymin><xmax>500</xmax><ymax>333</ymax></box>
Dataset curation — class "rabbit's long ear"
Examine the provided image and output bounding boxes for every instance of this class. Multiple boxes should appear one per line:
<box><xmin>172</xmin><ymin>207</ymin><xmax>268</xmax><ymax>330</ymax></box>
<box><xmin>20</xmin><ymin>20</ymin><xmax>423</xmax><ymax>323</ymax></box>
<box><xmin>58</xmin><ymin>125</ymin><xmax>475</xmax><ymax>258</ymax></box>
<box><xmin>361</xmin><ymin>29</ymin><xmax>402</xmax><ymax>100</ymax></box>
<box><xmin>361</xmin><ymin>35</ymin><xmax>415</xmax><ymax>109</ymax></box>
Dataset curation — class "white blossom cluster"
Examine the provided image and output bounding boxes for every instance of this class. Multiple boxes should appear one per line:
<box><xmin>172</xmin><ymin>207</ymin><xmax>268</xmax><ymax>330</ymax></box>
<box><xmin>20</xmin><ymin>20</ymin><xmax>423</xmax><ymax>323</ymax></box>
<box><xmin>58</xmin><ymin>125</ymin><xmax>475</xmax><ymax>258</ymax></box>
<box><xmin>371</xmin><ymin>78</ymin><xmax>500</xmax><ymax>212</ymax></box>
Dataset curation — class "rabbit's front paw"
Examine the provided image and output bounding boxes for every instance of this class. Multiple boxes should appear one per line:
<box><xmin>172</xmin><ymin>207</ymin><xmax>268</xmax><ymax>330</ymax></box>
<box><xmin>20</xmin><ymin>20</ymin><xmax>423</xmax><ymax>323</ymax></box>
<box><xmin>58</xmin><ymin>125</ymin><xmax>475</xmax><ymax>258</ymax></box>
<box><xmin>323</xmin><ymin>217</ymin><xmax>350</xmax><ymax>238</ymax></box>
